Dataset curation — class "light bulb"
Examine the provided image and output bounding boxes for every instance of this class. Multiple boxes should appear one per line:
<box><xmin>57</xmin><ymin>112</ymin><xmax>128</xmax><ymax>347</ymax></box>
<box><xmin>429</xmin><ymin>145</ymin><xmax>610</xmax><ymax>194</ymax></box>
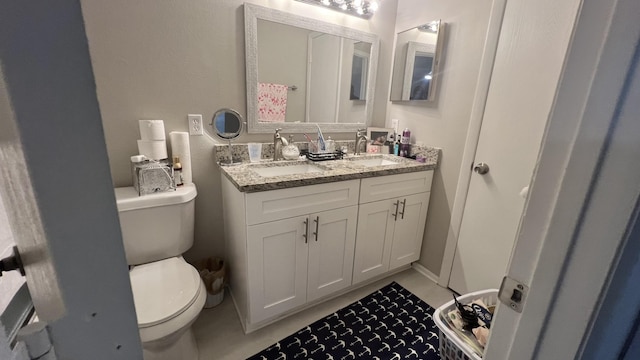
<box><xmin>353</xmin><ymin>0</ymin><xmax>363</xmax><ymax>6</ymax></box>
<box><xmin>356</xmin><ymin>6</ymin><xmax>364</xmax><ymax>15</ymax></box>
<box><xmin>369</xmin><ymin>1</ymin><xmax>379</xmax><ymax>12</ymax></box>
<box><xmin>321</xmin><ymin>0</ymin><xmax>330</xmax><ymax>5</ymax></box>
<box><xmin>424</xmin><ymin>74</ymin><xmax>432</xmax><ymax>80</ymax></box>
<box><xmin>340</xmin><ymin>3</ymin><xmax>348</xmax><ymax>10</ymax></box>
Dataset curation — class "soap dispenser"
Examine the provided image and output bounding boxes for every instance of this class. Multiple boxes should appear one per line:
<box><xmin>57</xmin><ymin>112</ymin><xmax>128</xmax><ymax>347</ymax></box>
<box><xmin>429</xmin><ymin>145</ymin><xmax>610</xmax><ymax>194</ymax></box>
<box><xmin>282</xmin><ymin>135</ymin><xmax>300</xmax><ymax>160</ymax></box>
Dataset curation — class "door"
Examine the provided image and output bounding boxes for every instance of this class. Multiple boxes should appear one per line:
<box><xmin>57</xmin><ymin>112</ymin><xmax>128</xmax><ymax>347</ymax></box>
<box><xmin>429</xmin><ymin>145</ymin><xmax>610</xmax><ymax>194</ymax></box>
<box><xmin>389</xmin><ymin>192</ymin><xmax>431</xmax><ymax>270</ymax></box>
<box><xmin>352</xmin><ymin>200</ymin><xmax>395</xmax><ymax>284</ymax></box>
<box><xmin>447</xmin><ymin>0</ymin><xmax>582</xmax><ymax>294</ymax></box>
<box><xmin>307</xmin><ymin>206</ymin><xmax>357</xmax><ymax>301</ymax></box>
<box><xmin>247</xmin><ymin>216</ymin><xmax>309</xmax><ymax>323</ymax></box>
<box><xmin>0</xmin><ymin>2</ymin><xmax>142</xmax><ymax>357</ymax></box>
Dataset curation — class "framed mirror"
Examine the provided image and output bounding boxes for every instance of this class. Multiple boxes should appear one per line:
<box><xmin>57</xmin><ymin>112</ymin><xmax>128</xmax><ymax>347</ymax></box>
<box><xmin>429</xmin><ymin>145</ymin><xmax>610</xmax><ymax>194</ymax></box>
<box><xmin>245</xmin><ymin>3</ymin><xmax>380</xmax><ymax>134</ymax></box>
<box><xmin>390</xmin><ymin>20</ymin><xmax>445</xmax><ymax>102</ymax></box>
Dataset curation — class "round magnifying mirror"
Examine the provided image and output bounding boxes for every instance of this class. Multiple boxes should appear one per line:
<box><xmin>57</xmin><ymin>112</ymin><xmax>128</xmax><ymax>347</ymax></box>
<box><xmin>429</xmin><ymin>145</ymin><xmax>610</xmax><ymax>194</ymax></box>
<box><xmin>211</xmin><ymin>108</ymin><xmax>244</xmax><ymax>165</ymax></box>
<box><xmin>212</xmin><ymin>108</ymin><xmax>243</xmax><ymax>140</ymax></box>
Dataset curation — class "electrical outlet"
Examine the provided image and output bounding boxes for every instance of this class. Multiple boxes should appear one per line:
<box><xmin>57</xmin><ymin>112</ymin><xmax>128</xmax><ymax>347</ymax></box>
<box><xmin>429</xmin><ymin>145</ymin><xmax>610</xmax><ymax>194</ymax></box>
<box><xmin>188</xmin><ymin>114</ymin><xmax>203</xmax><ymax>136</ymax></box>
<box><xmin>391</xmin><ymin>118</ymin><xmax>399</xmax><ymax>130</ymax></box>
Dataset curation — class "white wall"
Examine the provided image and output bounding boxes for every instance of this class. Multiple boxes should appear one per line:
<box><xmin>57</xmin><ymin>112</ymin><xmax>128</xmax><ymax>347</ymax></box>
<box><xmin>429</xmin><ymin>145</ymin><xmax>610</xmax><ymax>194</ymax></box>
<box><xmin>80</xmin><ymin>0</ymin><xmax>398</xmax><ymax>263</ymax></box>
<box><xmin>389</xmin><ymin>0</ymin><xmax>494</xmax><ymax>275</ymax></box>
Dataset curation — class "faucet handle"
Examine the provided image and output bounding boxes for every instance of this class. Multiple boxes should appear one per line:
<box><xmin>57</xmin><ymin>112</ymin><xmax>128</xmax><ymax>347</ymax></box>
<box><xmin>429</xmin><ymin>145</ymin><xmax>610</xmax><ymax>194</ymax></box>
<box><xmin>357</xmin><ymin>128</ymin><xmax>366</xmax><ymax>136</ymax></box>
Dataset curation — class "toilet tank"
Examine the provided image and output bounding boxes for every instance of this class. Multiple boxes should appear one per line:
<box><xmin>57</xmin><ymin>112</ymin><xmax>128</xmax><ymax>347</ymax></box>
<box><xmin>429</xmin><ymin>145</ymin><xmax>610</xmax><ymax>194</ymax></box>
<box><xmin>114</xmin><ymin>184</ymin><xmax>197</xmax><ymax>265</ymax></box>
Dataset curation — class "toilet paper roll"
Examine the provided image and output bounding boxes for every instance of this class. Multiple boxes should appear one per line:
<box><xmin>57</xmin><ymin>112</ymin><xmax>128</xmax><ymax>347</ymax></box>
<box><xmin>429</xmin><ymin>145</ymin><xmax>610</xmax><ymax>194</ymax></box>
<box><xmin>137</xmin><ymin>139</ymin><xmax>168</xmax><ymax>160</ymax></box>
<box><xmin>170</xmin><ymin>131</ymin><xmax>192</xmax><ymax>185</ymax></box>
<box><xmin>139</xmin><ymin>120</ymin><xmax>166</xmax><ymax>141</ymax></box>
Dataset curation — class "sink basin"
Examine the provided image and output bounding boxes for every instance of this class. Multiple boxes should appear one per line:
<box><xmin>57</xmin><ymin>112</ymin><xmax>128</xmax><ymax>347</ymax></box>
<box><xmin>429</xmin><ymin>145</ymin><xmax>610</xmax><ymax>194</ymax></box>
<box><xmin>350</xmin><ymin>157</ymin><xmax>401</xmax><ymax>167</ymax></box>
<box><xmin>252</xmin><ymin>164</ymin><xmax>325</xmax><ymax>177</ymax></box>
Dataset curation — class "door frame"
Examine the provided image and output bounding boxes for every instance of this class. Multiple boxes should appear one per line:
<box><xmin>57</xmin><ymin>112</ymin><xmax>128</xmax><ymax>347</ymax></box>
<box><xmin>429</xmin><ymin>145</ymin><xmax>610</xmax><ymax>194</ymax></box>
<box><xmin>485</xmin><ymin>0</ymin><xmax>640</xmax><ymax>357</ymax></box>
<box><xmin>437</xmin><ymin>0</ymin><xmax>508</xmax><ymax>286</ymax></box>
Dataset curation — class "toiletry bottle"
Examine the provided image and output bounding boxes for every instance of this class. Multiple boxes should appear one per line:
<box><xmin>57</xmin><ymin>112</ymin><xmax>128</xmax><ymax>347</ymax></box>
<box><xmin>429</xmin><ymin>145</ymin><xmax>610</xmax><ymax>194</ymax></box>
<box><xmin>325</xmin><ymin>136</ymin><xmax>336</xmax><ymax>153</ymax></box>
<box><xmin>401</xmin><ymin>128</ymin><xmax>411</xmax><ymax>157</ymax></box>
<box><xmin>172</xmin><ymin>156</ymin><xmax>183</xmax><ymax>187</ymax></box>
<box><xmin>394</xmin><ymin>139</ymin><xmax>400</xmax><ymax>156</ymax></box>
<box><xmin>282</xmin><ymin>135</ymin><xmax>300</xmax><ymax>160</ymax></box>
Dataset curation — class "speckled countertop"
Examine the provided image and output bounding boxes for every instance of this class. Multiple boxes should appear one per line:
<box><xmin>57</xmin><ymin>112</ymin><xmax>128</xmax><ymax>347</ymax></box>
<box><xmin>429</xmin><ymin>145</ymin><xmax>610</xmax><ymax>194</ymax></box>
<box><xmin>220</xmin><ymin>150</ymin><xmax>440</xmax><ymax>193</ymax></box>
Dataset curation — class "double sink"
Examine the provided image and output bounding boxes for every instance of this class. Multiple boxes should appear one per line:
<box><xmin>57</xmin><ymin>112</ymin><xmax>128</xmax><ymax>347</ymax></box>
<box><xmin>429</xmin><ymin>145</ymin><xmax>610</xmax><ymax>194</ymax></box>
<box><xmin>249</xmin><ymin>154</ymin><xmax>405</xmax><ymax>178</ymax></box>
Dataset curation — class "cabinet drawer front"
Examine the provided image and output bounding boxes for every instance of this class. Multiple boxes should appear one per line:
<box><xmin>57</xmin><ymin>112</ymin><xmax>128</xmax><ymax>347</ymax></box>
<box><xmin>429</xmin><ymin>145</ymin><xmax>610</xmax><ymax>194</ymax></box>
<box><xmin>246</xmin><ymin>180</ymin><xmax>360</xmax><ymax>225</ymax></box>
<box><xmin>360</xmin><ymin>171</ymin><xmax>433</xmax><ymax>203</ymax></box>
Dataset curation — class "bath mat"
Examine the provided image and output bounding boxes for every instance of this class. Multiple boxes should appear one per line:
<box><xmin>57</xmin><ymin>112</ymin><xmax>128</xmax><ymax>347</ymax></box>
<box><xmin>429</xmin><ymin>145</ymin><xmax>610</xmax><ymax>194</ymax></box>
<box><xmin>247</xmin><ymin>282</ymin><xmax>440</xmax><ymax>360</ymax></box>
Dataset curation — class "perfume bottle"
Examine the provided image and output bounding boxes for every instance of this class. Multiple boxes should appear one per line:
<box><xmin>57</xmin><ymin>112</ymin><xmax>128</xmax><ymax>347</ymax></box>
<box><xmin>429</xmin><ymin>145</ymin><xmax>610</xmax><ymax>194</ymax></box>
<box><xmin>172</xmin><ymin>156</ymin><xmax>183</xmax><ymax>187</ymax></box>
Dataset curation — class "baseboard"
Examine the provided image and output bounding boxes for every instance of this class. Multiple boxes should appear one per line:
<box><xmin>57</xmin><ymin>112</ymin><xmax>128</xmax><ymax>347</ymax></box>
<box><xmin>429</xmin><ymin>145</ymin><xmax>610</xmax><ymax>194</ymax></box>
<box><xmin>412</xmin><ymin>262</ymin><xmax>440</xmax><ymax>284</ymax></box>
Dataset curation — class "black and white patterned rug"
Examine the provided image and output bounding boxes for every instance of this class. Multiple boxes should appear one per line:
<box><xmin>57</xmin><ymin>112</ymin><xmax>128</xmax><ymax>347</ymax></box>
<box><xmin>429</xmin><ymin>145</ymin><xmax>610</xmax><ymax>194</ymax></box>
<box><xmin>247</xmin><ymin>282</ymin><xmax>440</xmax><ymax>360</ymax></box>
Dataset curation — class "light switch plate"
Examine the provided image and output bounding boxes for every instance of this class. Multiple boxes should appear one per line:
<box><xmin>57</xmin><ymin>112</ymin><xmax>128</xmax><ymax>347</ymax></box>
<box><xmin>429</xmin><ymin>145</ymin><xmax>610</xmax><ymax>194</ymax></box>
<box><xmin>188</xmin><ymin>114</ymin><xmax>203</xmax><ymax>136</ymax></box>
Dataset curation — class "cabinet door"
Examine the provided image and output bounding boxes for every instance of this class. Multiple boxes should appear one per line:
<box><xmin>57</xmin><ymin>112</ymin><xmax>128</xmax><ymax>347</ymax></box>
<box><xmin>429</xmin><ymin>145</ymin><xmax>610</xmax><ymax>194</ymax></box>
<box><xmin>389</xmin><ymin>192</ymin><xmax>431</xmax><ymax>270</ymax></box>
<box><xmin>247</xmin><ymin>216</ymin><xmax>308</xmax><ymax>323</ymax></box>
<box><xmin>352</xmin><ymin>200</ymin><xmax>396</xmax><ymax>284</ymax></box>
<box><xmin>307</xmin><ymin>206</ymin><xmax>358</xmax><ymax>302</ymax></box>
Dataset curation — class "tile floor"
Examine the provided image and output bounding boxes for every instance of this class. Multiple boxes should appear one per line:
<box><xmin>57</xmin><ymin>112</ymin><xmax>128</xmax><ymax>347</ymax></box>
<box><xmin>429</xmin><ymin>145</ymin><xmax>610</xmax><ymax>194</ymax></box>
<box><xmin>193</xmin><ymin>268</ymin><xmax>454</xmax><ymax>360</ymax></box>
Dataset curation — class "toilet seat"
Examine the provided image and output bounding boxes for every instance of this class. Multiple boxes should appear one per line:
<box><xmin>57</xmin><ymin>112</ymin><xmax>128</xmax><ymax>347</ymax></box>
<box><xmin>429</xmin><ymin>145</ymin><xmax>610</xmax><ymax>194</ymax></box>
<box><xmin>130</xmin><ymin>257</ymin><xmax>202</xmax><ymax>328</ymax></box>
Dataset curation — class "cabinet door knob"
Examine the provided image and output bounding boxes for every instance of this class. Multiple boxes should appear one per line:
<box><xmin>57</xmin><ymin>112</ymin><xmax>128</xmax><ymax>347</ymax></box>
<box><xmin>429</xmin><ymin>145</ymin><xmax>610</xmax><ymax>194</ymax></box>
<box><xmin>399</xmin><ymin>199</ymin><xmax>407</xmax><ymax>220</ymax></box>
<box><xmin>303</xmin><ymin>218</ymin><xmax>308</xmax><ymax>243</ymax></box>
<box><xmin>392</xmin><ymin>201</ymin><xmax>399</xmax><ymax>220</ymax></box>
<box><xmin>313</xmin><ymin>216</ymin><xmax>320</xmax><ymax>241</ymax></box>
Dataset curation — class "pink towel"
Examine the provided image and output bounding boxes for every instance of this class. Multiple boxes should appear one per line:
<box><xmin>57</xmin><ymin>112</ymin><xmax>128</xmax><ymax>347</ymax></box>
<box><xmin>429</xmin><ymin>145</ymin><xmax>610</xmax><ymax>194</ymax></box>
<box><xmin>258</xmin><ymin>83</ymin><xmax>288</xmax><ymax>122</ymax></box>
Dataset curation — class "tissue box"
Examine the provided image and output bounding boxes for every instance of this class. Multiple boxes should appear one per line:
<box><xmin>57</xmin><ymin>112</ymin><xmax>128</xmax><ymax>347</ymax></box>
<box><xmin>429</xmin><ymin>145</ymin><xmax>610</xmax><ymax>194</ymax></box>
<box><xmin>132</xmin><ymin>159</ymin><xmax>175</xmax><ymax>196</ymax></box>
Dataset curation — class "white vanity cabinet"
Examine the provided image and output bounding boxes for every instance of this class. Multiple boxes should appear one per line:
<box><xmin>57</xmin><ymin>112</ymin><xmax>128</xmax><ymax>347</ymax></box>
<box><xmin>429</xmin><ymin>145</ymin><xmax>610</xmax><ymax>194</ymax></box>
<box><xmin>221</xmin><ymin>169</ymin><xmax>433</xmax><ymax>332</ymax></box>
<box><xmin>352</xmin><ymin>171</ymin><xmax>433</xmax><ymax>284</ymax></box>
<box><xmin>222</xmin><ymin>177</ymin><xmax>360</xmax><ymax>329</ymax></box>
<box><xmin>246</xmin><ymin>205</ymin><xmax>358</xmax><ymax>323</ymax></box>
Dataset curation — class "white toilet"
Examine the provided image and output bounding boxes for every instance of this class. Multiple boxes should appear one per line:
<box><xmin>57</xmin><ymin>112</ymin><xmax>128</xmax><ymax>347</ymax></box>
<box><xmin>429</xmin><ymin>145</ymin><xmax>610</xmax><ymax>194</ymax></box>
<box><xmin>114</xmin><ymin>183</ymin><xmax>206</xmax><ymax>360</ymax></box>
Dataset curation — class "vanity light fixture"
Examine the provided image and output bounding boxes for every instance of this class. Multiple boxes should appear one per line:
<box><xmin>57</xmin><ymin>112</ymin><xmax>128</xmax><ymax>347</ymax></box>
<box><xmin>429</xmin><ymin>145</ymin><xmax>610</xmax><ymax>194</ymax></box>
<box><xmin>418</xmin><ymin>21</ymin><xmax>440</xmax><ymax>33</ymax></box>
<box><xmin>294</xmin><ymin>0</ymin><xmax>381</xmax><ymax>19</ymax></box>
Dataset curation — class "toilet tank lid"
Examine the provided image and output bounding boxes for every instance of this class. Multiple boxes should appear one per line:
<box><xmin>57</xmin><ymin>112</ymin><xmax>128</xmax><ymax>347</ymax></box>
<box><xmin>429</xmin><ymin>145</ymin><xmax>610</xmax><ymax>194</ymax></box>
<box><xmin>115</xmin><ymin>183</ymin><xmax>197</xmax><ymax>212</ymax></box>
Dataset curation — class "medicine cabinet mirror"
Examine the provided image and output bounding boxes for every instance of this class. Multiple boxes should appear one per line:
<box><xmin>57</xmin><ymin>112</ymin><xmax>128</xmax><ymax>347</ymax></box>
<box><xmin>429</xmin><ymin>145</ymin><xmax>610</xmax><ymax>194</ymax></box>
<box><xmin>244</xmin><ymin>3</ymin><xmax>380</xmax><ymax>134</ymax></box>
<box><xmin>390</xmin><ymin>20</ymin><xmax>445</xmax><ymax>102</ymax></box>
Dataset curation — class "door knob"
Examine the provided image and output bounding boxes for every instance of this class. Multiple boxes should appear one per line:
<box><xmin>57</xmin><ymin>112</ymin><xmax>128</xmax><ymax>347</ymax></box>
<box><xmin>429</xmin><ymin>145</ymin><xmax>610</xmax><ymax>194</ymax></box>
<box><xmin>474</xmin><ymin>162</ymin><xmax>490</xmax><ymax>175</ymax></box>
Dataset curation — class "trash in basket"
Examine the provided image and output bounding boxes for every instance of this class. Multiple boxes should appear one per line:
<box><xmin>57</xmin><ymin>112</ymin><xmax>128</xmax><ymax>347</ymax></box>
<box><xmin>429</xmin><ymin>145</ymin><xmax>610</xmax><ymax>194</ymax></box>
<box><xmin>196</xmin><ymin>257</ymin><xmax>227</xmax><ymax>308</ymax></box>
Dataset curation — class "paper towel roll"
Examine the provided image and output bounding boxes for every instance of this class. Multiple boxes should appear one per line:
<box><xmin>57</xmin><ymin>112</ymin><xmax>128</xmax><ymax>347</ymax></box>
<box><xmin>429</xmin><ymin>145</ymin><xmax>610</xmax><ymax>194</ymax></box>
<box><xmin>137</xmin><ymin>139</ymin><xmax>168</xmax><ymax>160</ymax></box>
<box><xmin>139</xmin><ymin>120</ymin><xmax>166</xmax><ymax>140</ymax></box>
<box><xmin>170</xmin><ymin>131</ymin><xmax>192</xmax><ymax>185</ymax></box>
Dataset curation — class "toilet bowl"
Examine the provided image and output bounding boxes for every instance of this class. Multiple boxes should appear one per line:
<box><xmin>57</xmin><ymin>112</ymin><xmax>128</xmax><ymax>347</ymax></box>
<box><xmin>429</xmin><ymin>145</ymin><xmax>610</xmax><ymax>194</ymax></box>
<box><xmin>115</xmin><ymin>184</ymin><xmax>203</xmax><ymax>360</ymax></box>
<box><xmin>130</xmin><ymin>257</ymin><xmax>206</xmax><ymax>360</ymax></box>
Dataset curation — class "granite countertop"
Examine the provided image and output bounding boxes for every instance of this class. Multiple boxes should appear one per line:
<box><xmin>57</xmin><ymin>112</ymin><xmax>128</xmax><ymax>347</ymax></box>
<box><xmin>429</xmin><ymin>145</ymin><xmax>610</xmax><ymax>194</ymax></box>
<box><xmin>220</xmin><ymin>150</ymin><xmax>440</xmax><ymax>193</ymax></box>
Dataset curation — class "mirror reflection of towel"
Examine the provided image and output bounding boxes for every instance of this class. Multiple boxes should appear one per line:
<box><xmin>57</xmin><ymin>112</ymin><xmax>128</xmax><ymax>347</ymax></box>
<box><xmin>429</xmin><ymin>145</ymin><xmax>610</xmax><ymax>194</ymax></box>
<box><xmin>258</xmin><ymin>83</ymin><xmax>288</xmax><ymax>122</ymax></box>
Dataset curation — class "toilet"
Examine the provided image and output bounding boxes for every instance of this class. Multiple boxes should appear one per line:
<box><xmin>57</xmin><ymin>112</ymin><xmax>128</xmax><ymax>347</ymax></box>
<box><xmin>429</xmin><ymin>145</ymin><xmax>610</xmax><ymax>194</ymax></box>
<box><xmin>114</xmin><ymin>183</ymin><xmax>205</xmax><ymax>360</ymax></box>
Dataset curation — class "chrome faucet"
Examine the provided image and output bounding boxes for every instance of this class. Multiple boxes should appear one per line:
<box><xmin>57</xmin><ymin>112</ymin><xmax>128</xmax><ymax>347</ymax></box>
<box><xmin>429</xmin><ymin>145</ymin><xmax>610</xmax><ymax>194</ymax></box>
<box><xmin>273</xmin><ymin>128</ymin><xmax>287</xmax><ymax>161</ymax></box>
<box><xmin>355</xmin><ymin>128</ymin><xmax>368</xmax><ymax>155</ymax></box>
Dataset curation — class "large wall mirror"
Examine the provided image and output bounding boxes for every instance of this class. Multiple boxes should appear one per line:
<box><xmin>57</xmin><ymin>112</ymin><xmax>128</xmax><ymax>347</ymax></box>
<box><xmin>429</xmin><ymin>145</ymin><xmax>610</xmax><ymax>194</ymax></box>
<box><xmin>390</xmin><ymin>20</ymin><xmax>445</xmax><ymax>102</ymax></box>
<box><xmin>245</xmin><ymin>4</ymin><xmax>379</xmax><ymax>133</ymax></box>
